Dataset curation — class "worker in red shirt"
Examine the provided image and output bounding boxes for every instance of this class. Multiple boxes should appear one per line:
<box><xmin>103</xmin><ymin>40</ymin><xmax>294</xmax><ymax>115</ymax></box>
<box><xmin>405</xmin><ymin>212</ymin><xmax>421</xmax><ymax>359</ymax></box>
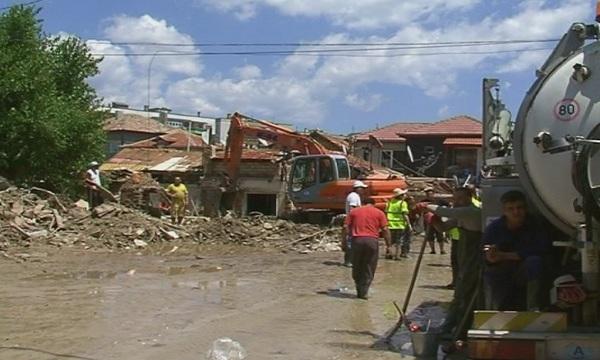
<box><xmin>342</xmin><ymin>198</ymin><xmax>392</xmax><ymax>299</ymax></box>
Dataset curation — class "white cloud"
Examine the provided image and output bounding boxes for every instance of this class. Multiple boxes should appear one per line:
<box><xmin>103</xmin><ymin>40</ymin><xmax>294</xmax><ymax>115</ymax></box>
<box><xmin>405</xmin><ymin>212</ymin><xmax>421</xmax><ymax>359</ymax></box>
<box><xmin>88</xmin><ymin>14</ymin><xmax>202</xmax><ymax>108</ymax></box>
<box><xmin>298</xmin><ymin>0</ymin><xmax>589</xmax><ymax>100</ymax></box>
<box><xmin>87</xmin><ymin>41</ymin><xmax>138</xmax><ymax>104</ymax></box>
<box><xmin>233</xmin><ymin>65</ymin><xmax>263</xmax><ymax>79</ymax></box>
<box><xmin>438</xmin><ymin>105</ymin><xmax>450</xmax><ymax>117</ymax></box>
<box><xmin>87</xmin><ymin>1</ymin><xmax>592</xmax><ymax>127</ymax></box>
<box><xmin>165</xmin><ymin>77</ymin><xmax>325</xmax><ymax>124</ymax></box>
<box><xmin>198</xmin><ymin>0</ymin><xmax>480</xmax><ymax>29</ymax></box>
<box><xmin>345</xmin><ymin>93</ymin><xmax>384</xmax><ymax>112</ymax></box>
<box><xmin>100</xmin><ymin>14</ymin><xmax>201</xmax><ymax>76</ymax></box>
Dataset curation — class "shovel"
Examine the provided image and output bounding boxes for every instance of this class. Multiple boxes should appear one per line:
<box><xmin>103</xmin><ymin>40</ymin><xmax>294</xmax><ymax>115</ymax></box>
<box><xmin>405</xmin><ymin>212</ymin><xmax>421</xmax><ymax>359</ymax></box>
<box><xmin>382</xmin><ymin>235</ymin><xmax>428</xmax><ymax>343</ymax></box>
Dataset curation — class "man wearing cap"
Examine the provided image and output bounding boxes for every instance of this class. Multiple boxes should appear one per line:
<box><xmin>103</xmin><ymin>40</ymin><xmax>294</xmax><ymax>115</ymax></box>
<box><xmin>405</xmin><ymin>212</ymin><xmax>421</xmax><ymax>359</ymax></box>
<box><xmin>386</xmin><ymin>188</ymin><xmax>412</xmax><ymax>259</ymax></box>
<box><xmin>342</xmin><ymin>180</ymin><xmax>367</xmax><ymax>266</ymax></box>
<box><xmin>85</xmin><ymin>161</ymin><xmax>103</xmax><ymax>209</ymax></box>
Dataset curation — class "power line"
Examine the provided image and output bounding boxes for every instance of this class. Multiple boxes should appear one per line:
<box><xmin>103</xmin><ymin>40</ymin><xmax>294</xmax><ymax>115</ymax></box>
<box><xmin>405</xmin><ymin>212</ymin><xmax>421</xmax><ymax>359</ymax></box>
<box><xmin>91</xmin><ymin>47</ymin><xmax>553</xmax><ymax>58</ymax></box>
<box><xmin>86</xmin><ymin>37</ymin><xmax>559</xmax><ymax>58</ymax></box>
<box><xmin>88</xmin><ymin>39</ymin><xmax>557</xmax><ymax>57</ymax></box>
<box><xmin>86</xmin><ymin>38</ymin><xmax>560</xmax><ymax>48</ymax></box>
<box><xmin>275</xmin><ymin>47</ymin><xmax>554</xmax><ymax>58</ymax></box>
<box><xmin>0</xmin><ymin>0</ymin><xmax>43</xmax><ymax>10</ymax></box>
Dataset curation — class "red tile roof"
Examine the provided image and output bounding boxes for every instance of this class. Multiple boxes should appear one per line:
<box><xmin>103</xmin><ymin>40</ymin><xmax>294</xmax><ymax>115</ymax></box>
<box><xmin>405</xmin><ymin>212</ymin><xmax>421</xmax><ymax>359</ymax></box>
<box><xmin>123</xmin><ymin>129</ymin><xmax>205</xmax><ymax>149</ymax></box>
<box><xmin>103</xmin><ymin>114</ymin><xmax>170</xmax><ymax>134</ymax></box>
<box><xmin>400</xmin><ymin>116</ymin><xmax>481</xmax><ymax>136</ymax></box>
<box><xmin>443</xmin><ymin>137</ymin><xmax>482</xmax><ymax>146</ymax></box>
<box><xmin>355</xmin><ymin>115</ymin><xmax>481</xmax><ymax>141</ymax></box>
<box><xmin>101</xmin><ymin>148</ymin><xmax>203</xmax><ymax>172</ymax></box>
<box><xmin>355</xmin><ymin>123</ymin><xmax>425</xmax><ymax>141</ymax></box>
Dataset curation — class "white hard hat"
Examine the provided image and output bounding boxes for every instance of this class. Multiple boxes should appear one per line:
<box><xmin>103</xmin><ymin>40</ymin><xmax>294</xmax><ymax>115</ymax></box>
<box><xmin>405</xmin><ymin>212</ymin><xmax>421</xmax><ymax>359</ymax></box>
<box><xmin>393</xmin><ymin>188</ymin><xmax>408</xmax><ymax>196</ymax></box>
<box><xmin>89</xmin><ymin>161</ymin><xmax>99</xmax><ymax>167</ymax></box>
<box><xmin>553</xmin><ymin>274</ymin><xmax>577</xmax><ymax>287</ymax></box>
<box><xmin>353</xmin><ymin>180</ymin><xmax>368</xmax><ymax>189</ymax></box>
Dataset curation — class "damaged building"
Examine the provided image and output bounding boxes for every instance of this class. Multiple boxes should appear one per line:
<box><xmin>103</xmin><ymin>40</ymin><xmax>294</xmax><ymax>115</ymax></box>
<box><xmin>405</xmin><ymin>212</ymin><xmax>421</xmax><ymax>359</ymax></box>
<box><xmin>101</xmin><ymin>129</ymin><xmax>206</xmax><ymax>210</ymax></box>
<box><xmin>200</xmin><ymin>147</ymin><xmax>287</xmax><ymax>218</ymax></box>
<box><xmin>353</xmin><ymin>115</ymin><xmax>482</xmax><ymax>178</ymax></box>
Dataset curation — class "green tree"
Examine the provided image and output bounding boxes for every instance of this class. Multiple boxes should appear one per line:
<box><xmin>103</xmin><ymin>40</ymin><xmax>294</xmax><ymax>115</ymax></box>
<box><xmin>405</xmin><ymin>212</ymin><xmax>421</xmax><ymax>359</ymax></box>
<box><xmin>0</xmin><ymin>5</ymin><xmax>105</xmax><ymax>193</ymax></box>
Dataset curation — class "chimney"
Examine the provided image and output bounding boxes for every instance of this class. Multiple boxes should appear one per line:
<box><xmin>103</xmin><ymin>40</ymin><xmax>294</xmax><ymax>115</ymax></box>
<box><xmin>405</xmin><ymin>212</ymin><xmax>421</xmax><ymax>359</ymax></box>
<box><xmin>159</xmin><ymin>110</ymin><xmax>168</xmax><ymax>124</ymax></box>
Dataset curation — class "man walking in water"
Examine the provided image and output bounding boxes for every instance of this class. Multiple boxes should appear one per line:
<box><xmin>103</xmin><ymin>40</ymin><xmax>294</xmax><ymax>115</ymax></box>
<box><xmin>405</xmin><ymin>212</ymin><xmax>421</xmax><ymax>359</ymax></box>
<box><xmin>342</xmin><ymin>180</ymin><xmax>368</xmax><ymax>266</ymax></box>
<box><xmin>343</xmin><ymin>198</ymin><xmax>391</xmax><ymax>299</ymax></box>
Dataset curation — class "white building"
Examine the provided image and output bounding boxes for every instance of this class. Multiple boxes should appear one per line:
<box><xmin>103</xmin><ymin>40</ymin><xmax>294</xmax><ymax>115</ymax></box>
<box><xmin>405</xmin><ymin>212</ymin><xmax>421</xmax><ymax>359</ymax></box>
<box><xmin>101</xmin><ymin>102</ymin><xmax>231</xmax><ymax>146</ymax></box>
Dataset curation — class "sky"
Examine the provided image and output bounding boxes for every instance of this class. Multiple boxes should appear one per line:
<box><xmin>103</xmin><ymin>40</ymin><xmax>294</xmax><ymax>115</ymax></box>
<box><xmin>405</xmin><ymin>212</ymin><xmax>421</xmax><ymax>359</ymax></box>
<box><xmin>12</xmin><ymin>0</ymin><xmax>598</xmax><ymax>133</ymax></box>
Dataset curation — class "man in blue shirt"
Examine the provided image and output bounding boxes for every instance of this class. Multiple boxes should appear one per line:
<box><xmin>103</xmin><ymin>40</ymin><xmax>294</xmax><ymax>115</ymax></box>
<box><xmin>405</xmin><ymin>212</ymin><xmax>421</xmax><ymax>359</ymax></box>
<box><xmin>482</xmin><ymin>190</ymin><xmax>550</xmax><ymax>310</ymax></box>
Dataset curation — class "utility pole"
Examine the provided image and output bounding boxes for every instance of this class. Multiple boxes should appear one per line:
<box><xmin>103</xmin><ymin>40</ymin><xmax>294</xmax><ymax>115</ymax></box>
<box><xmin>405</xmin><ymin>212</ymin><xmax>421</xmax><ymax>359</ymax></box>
<box><xmin>187</xmin><ymin>120</ymin><xmax>192</xmax><ymax>152</ymax></box>
<box><xmin>147</xmin><ymin>50</ymin><xmax>170</xmax><ymax>118</ymax></box>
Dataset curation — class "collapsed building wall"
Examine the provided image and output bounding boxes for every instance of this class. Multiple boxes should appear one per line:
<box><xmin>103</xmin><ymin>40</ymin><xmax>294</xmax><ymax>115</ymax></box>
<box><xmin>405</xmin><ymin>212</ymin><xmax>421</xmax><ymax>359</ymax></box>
<box><xmin>200</xmin><ymin>147</ymin><xmax>287</xmax><ymax>217</ymax></box>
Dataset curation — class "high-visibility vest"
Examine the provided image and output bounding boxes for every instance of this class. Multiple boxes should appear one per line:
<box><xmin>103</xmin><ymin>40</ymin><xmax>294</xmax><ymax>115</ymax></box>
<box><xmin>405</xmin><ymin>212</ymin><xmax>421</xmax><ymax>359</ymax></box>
<box><xmin>450</xmin><ymin>198</ymin><xmax>481</xmax><ymax>240</ymax></box>
<box><xmin>448</xmin><ymin>227</ymin><xmax>460</xmax><ymax>240</ymax></box>
<box><xmin>385</xmin><ymin>199</ymin><xmax>409</xmax><ymax>230</ymax></box>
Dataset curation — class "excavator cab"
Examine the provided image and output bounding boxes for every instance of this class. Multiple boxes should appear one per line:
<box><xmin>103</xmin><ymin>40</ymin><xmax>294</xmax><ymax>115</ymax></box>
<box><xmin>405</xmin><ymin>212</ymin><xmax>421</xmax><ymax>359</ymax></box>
<box><xmin>289</xmin><ymin>154</ymin><xmax>351</xmax><ymax>210</ymax></box>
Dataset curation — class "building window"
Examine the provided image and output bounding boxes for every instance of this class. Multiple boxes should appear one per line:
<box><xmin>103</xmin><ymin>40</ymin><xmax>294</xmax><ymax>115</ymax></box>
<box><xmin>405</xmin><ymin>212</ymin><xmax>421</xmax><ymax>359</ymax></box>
<box><xmin>361</xmin><ymin>147</ymin><xmax>370</xmax><ymax>161</ymax></box>
<box><xmin>166</xmin><ymin>120</ymin><xmax>183</xmax><ymax>128</ymax></box>
<box><xmin>381</xmin><ymin>150</ymin><xmax>393</xmax><ymax>168</ymax></box>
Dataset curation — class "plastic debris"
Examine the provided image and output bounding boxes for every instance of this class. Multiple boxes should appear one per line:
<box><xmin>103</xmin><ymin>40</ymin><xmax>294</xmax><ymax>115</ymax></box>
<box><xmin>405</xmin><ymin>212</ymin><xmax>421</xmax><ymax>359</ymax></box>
<box><xmin>207</xmin><ymin>338</ymin><xmax>247</xmax><ymax>360</ymax></box>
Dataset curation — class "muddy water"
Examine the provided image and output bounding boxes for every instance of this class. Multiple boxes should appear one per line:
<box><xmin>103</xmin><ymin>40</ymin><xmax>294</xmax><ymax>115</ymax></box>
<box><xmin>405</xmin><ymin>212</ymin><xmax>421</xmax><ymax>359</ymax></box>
<box><xmin>1</xmin><ymin>243</ymin><xmax>453</xmax><ymax>359</ymax></box>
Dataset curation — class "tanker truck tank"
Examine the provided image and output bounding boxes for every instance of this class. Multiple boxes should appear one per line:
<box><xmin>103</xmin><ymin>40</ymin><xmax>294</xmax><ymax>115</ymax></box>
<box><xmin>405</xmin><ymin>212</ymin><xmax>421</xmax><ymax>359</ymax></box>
<box><xmin>513</xmin><ymin>22</ymin><xmax>600</xmax><ymax>235</ymax></box>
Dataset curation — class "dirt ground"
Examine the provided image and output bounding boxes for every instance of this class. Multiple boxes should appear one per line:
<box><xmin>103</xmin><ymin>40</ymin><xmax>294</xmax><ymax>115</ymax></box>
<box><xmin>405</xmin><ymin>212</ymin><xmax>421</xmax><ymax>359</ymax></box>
<box><xmin>1</xmin><ymin>239</ymin><xmax>454</xmax><ymax>360</ymax></box>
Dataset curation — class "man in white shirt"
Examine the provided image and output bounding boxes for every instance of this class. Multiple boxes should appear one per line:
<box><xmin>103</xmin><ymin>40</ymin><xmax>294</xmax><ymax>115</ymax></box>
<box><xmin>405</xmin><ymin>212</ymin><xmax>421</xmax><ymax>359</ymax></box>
<box><xmin>85</xmin><ymin>161</ymin><xmax>103</xmax><ymax>209</ymax></box>
<box><xmin>343</xmin><ymin>180</ymin><xmax>368</xmax><ymax>266</ymax></box>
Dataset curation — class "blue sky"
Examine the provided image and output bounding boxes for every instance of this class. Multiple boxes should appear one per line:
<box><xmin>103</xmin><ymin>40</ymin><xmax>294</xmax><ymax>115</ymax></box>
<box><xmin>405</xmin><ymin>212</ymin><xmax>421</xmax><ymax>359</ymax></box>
<box><xmin>16</xmin><ymin>0</ymin><xmax>597</xmax><ymax>132</ymax></box>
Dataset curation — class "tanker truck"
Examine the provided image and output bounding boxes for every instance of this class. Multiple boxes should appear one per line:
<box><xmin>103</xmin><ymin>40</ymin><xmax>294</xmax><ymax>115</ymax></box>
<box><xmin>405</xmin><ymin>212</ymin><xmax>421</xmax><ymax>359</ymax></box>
<box><xmin>469</xmin><ymin>16</ymin><xmax>600</xmax><ymax>359</ymax></box>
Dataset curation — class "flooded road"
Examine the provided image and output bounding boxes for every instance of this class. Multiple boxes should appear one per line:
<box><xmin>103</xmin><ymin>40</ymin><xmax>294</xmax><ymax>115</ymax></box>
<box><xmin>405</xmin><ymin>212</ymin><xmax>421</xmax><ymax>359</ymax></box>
<box><xmin>1</xmin><ymin>243</ymin><xmax>453</xmax><ymax>359</ymax></box>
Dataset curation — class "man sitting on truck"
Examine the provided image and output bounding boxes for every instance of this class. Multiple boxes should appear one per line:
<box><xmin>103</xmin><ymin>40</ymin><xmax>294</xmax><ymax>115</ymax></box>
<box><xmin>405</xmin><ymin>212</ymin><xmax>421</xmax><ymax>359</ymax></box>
<box><xmin>482</xmin><ymin>190</ymin><xmax>551</xmax><ymax>311</ymax></box>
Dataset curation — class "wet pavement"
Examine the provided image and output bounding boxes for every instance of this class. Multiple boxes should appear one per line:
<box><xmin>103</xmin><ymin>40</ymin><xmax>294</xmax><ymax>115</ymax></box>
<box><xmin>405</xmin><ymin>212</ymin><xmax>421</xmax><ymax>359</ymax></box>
<box><xmin>1</xmin><ymin>242</ymin><xmax>454</xmax><ymax>359</ymax></box>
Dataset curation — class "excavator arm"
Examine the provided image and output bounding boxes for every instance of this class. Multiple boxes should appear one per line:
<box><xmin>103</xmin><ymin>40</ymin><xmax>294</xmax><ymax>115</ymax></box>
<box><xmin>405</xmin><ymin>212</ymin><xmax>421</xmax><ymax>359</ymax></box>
<box><xmin>224</xmin><ymin>112</ymin><xmax>328</xmax><ymax>183</ymax></box>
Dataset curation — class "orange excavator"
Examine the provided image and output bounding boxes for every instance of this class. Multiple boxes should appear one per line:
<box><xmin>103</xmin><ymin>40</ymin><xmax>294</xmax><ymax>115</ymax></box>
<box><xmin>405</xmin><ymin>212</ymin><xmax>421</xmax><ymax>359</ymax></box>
<box><xmin>224</xmin><ymin>112</ymin><xmax>407</xmax><ymax>214</ymax></box>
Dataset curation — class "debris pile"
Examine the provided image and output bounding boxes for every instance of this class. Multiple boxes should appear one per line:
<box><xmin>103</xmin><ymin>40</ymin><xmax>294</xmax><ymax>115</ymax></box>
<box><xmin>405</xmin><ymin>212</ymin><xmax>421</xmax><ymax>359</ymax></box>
<box><xmin>186</xmin><ymin>214</ymin><xmax>341</xmax><ymax>253</ymax></box>
<box><xmin>0</xmin><ymin>186</ymin><xmax>341</xmax><ymax>254</ymax></box>
<box><xmin>405</xmin><ymin>177</ymin><xmax>455</xmax><ymax>197</ymax></box>
<box><xmin>0</xmin><ymin>186</ymin><xmax>69</xmax><ymax>249</ymax></box>
<box><xmin>118</xmin><ymin>172</ymin><xmax>163</xmax><ymax>210</ymax></box>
